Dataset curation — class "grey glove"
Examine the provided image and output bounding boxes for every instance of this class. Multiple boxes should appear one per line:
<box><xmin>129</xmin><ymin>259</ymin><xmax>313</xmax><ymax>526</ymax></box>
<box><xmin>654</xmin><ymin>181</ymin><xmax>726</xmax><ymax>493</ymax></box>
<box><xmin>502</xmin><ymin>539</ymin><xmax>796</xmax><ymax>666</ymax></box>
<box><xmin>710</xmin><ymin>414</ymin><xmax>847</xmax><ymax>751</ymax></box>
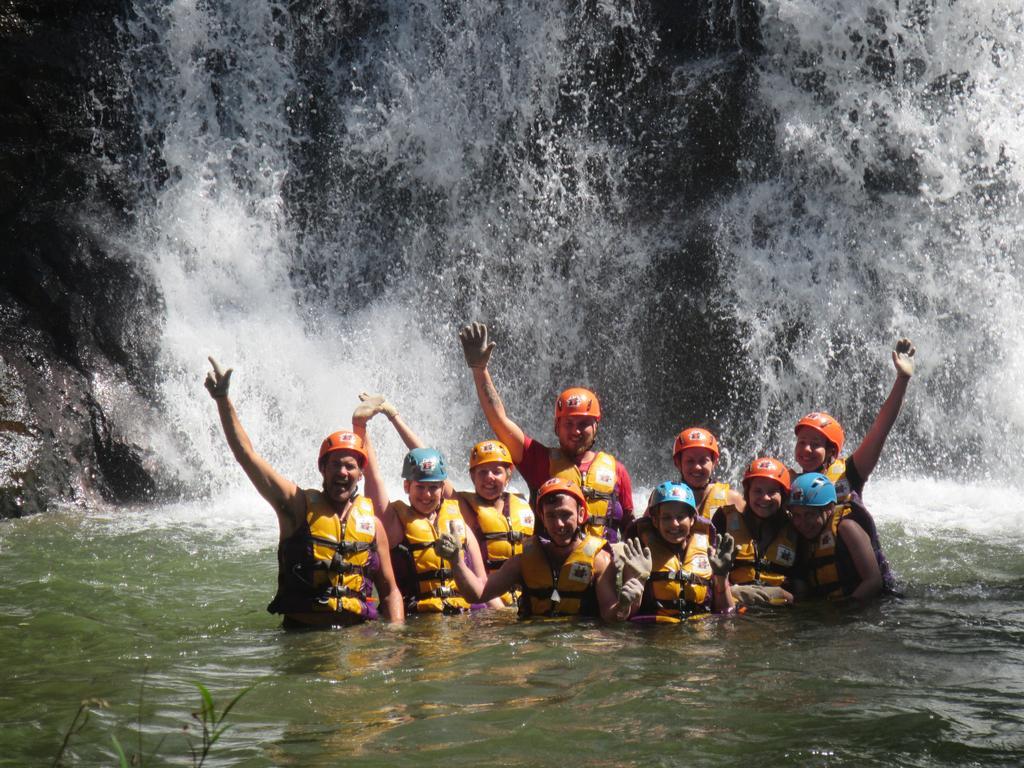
<box><xmin>709</xmin><ymin>533</ymin><xmax>737</xmax><ymax>577</ymax></box>
<box><xmin>617</xmin><ymin>576</ymin><xmax>645</xmax><ymax>607</ymax></box>
<box><xmin>434</xmin><ymin>533</ymin><xmax>462</xmax><ymax>562</ymax></box>
<box><xmin>355</xmin><ymin>392</ymin><xmax>398</xmax><ymax>423</ymax></box>
<box><xmin>892</xmin><ymin>337</ymin><xmax>915</xmax><ymax>379</ymax></box>
<box><xmin>611</xmin><ymin>537</ymin><xmax>653</xmax><ymax>582</ymax></box>
<box><xmin>458</xmin><ymin>322</ymin><xmax>496</xmax><ymax>369</ymax></box>
<box><xmin>204</xmin><ymin>356</ymin><xmax>233</xmax><ymax>399</ymax></box>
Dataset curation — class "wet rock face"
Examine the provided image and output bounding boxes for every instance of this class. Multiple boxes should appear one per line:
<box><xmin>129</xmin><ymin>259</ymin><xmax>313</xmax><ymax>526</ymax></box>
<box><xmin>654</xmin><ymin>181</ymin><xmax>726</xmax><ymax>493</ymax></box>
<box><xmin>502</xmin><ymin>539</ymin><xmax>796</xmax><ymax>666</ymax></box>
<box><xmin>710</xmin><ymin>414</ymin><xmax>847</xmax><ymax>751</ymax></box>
<box><xmin>0</xmin><ymin>1</ymin><xmax>167</xmax><ymax>516</ymax></box>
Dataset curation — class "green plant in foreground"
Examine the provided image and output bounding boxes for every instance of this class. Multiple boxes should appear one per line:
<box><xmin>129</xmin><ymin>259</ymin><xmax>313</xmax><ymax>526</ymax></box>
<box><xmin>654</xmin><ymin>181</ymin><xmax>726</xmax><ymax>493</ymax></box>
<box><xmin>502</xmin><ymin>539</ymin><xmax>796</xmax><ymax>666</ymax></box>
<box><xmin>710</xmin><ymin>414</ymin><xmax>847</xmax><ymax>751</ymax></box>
<box><xmin>54</xmin><ymin>682</ymin><xmax>254</xmax><ymax>767</ymax></box>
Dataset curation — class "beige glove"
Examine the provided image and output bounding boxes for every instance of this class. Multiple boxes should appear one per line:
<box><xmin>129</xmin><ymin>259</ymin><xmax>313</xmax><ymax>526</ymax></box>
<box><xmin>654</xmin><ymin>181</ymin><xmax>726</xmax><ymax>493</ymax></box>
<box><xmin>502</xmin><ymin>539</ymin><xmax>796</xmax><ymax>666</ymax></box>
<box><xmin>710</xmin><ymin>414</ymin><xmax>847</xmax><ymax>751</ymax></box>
<box><xmin>458</xmin><ymin>322</ymin><xmax>496</xmax><ymax>369</ymax></box>
<box><xmin>434</xmin><ymin>533</ymin><xmax>462</xmax><ymax>562</ymax></box>
<box><xmin>355</xmin><ymin>392</ymin><xmax>398</xmax><ymax>422</ymax></box>
<box><xmin>204</xmin><ymin>357</ymin><xmax>233</xmax><ymax>399</ymax></box>
<box><xmin>617</xmin><ymin>576</ymin><xmax>645</xmax><ymax>608</ymax></box>
<box><xmin>709</xmin><ymin>533</ymin><xmax>737</xmax><ymax>577</ymax></box>
<box><xmin>611</xmin><ymin>537</ymin><xmax>653</xmax><ymax>582</ymax></box>
<box><xmin>893</xmin><ymin>338</ymin><xmax>915</xmax><ymax>379</ymax></box>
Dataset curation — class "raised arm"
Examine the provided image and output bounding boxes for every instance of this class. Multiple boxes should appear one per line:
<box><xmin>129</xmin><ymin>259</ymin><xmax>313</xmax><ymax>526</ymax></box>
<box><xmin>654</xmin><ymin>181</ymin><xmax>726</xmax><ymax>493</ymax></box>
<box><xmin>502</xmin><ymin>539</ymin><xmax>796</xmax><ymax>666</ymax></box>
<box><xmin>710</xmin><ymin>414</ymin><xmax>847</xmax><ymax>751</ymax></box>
<box><xmin>849</xmin><ymin>338</ymin><xmax>915</xmax><ymax>482</ymax></box>
<box><xmin>458</xmin><ymin>322</ymin><xmax>526</xmax><ymax>463</ymax></box>
<box><xmin>205</xmin><ymin>357</ymin><xmax>304</xmax><ymax>528</ymax></box>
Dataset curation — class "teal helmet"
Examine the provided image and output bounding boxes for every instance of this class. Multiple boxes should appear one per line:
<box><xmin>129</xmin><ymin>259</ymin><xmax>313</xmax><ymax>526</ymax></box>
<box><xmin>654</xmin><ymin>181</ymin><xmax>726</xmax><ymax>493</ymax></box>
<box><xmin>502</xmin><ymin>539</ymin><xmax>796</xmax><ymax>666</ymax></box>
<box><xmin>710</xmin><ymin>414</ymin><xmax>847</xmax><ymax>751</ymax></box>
<box><xmin>647</xmin><ymin>481</ymin><xmax>697</xmax><ymax>515</ymax></box>
<box><xmin>789</xmin><ymin>473</ymin><xmax>836</xmax><ymax>507</ymax></box>
<box><xmin>402</xmin><ymin>448</ymin><xmax>448</xmax><ymax>482</ymax></box>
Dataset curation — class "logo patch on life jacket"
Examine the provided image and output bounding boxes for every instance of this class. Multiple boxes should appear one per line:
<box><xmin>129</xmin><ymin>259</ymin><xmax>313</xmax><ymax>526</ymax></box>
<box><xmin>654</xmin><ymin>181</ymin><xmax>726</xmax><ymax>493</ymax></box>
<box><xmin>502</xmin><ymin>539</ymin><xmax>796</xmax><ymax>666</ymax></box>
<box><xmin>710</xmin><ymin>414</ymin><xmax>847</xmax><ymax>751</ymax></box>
<box><xmin>694</xmin><ymin>534</ymin><xmax>708</xmax><ymax>549</ymax></box>
<box><xmin>818</xmin><ymin>530</ymin><xmax>834</xmax><ymax>549</ymax></box>
<box><xmin>568</xmin><ymin>562</ymin><xmax>592</xmax><ymax>584</ymax></box>
<box><xmin>777</xmin><ymin>545</ymin><xmax>795</xmax><ymax>565</ymax></box>
<box><xmin>355</xmin><ymin>515</ymin><xmax>375</xmax><ymax>535</ymax></box>
<box><xmin>692</xmin><ymin>555</ymin><xmax>710</xmax><ymax>571</ymax></box>
<box><xmin>520</xmin><ymin>511</ymin><xmax>535</xmax><ymax>528</ymax></box>
<box><xmin>594</xmin><ymin>469</ymin><xmax>615</xmax><ymax>487</ymax></box>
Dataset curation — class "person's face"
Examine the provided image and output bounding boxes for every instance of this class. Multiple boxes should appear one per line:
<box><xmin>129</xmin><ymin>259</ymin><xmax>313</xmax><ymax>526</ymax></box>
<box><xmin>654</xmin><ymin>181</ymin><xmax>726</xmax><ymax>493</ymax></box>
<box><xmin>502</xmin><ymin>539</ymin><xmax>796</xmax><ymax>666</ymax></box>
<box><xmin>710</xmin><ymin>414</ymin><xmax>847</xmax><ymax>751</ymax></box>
<box><xmin>789</xmin><ymin>503</ymin><xmax>832</xmax><ymax>540</ymax></box>
<box><xmin>555</xmin><ymin>415</ymin><xmax>598</xmax><ymax>457</ymax></box>
<box><xmin>675</xmin><ymin>447</ymin><xmax>717</xmax><ymax>489</ymax></box>
<box><xmin>794</xmin><ymin>427</ymin><xmax>834</xmax><ymax>472</ymax></box>
<box><xmin>470</xmin><ymin>462</ymin><xmax>512</xmax><ymax>501</ymax></box>
<box><xmin>652</xmin><ymin>501</ymin><xmax>694</xmax><ymax>545</ymax></box>
<box><xmin>404</xmin><ymin>479</ymin><xmax>445</xmax><ymax>514</ymax></box>
<box><xmin>540</xmin><ymin>495</ymin><xmax>582</xmax><ymax>546</ymax></box>
<box><xmin>320</xmin><ymin>451</ymin><xmax>363</xmax><ymax>505</ymax></box>
<box><xmin>746</xmin><ymin>477</ymin><xmax>785</xmax><ymax>519</ymax></box>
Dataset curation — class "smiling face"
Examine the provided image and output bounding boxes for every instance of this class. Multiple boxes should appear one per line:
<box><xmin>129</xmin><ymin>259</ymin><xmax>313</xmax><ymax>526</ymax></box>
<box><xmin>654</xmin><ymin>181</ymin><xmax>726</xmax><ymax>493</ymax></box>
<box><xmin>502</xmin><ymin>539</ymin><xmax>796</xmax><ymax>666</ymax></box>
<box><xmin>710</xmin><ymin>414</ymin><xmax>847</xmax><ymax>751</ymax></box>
<box><xmin>794</xmin><ymin>426</ymin><xmax>836</xmax><ymax>473</ymax></box>
<box><xmin>745</xmin><ymin>477</ymin><xmax>785</xmax><ymax>519</ymax></box>
<box><xmin>675</xmin><ymin>447</ymin><xmax>717</xmax><ymax>490</ymax></box>
<box><xmin>652</xmin><ymin>500</ymin><xmax>695</xmax><ymax>545</ymax></box>
<box><xmin>320</xmin><ymin>451</ymin><xmax>363</xmax><ymax>506</ymax></box>
<box><xmin>403</xmin><ymin>479</ymin><xmax>445</xmax><ymax>515</ymax></box>
<box><xmin>555</xmin><ymin>415</ymin><xmax>598</xmax><ymax>458</ymax></box>
<box><xmin>539</xmin><ymin>493</ymin><xmax>583</xmax><ymax>546</ymax></box>
<box><xmin>469</xmin><ymin>461</ymin><xmax>512</xmax><ymax>501</ymax></box>
<box><xmin>789</xmin><ymin>503</ymin><xmax>833</xmax><ymax>540</ymax></box>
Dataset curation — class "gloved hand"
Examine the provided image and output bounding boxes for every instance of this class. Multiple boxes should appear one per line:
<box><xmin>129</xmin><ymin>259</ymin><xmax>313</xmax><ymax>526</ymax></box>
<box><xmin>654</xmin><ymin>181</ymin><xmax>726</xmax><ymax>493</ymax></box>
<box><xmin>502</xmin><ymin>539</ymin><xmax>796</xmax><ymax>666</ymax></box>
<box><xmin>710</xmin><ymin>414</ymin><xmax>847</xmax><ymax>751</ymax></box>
<box><xmin>434</xmin><ymin>533</ymin><xmax>462</xmax><ymax>562</ymax></box>
<box><xmin>616</xmin><ymin>576</ymin><xmax>645</xmax><ymax>608</ymax></box>
<box><xmin>611</xmin><ymin>537</ymin><xmax>653</xmax><ymax>582</ymax></box>
<box><xmin>204</xmin><ymin>357</ymin><xmax>232</xmax><ymax>399</ymax></box>
<box><xmin>458</xmin><ymin>322</ymin><xmax>495</xmax><ymax>369</ymax></box>
<box><xmin>893</xmin><ymin>338</ymin><xmax>915</xmax><ymax>379</ymax></box>
<box><xmin>709</xmin><ymin>533</ymin><xmax>736</xmax><ymax>577</ymax></box>
<box><xmin>354</xmin><ymin>392</ymin><xmax>398</xmax><ymax>424</ymax></box>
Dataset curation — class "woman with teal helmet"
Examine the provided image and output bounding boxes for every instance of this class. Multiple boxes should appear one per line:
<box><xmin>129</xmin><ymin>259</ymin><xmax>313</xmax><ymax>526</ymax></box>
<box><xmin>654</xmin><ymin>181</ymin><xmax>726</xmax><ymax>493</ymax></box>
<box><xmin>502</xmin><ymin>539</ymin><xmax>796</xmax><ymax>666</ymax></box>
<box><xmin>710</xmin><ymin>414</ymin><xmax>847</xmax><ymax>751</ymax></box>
<box><xmin>788</xmin><ymin>473</ymin><xmax>895</xmax><ymax>604</ymax></box>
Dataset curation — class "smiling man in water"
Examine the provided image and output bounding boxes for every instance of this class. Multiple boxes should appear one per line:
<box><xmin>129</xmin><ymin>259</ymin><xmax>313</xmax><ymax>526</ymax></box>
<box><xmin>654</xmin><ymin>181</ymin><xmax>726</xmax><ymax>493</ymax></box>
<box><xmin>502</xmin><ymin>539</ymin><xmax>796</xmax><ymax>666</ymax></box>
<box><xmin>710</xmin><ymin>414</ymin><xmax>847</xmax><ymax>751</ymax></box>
<box><xmin>458</xmin><ymin>322</ymin><xmax>634</xmax><ymax>542</ymax></box>
<box><xmin>204</xmin><ymin>357</ymin><xmax>403</xmax><ymax>627</ymax></box>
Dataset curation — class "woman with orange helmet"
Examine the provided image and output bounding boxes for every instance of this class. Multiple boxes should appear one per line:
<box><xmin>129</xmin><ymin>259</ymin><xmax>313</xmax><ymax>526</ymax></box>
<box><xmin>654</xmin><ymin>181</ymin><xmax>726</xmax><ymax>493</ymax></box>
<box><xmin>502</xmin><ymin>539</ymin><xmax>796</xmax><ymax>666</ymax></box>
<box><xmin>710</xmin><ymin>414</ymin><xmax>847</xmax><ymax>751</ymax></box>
<box><xmin>352</xmin><ymin>393</ymin><xmax>498</xmax><ymax>613</ymax></box>
<box><xmin>793</xmin><ymin>338</ymin><xmax>916</xmax><ymax>501</ymax></box>
<box><xmin>457</xmin><ymin>322</ymin><xmax>635</xmax><ymax>541</ymax></box>
<box><xmin>710</xmin><ymin>457</ymin><xmax>800</xmax><ymax>606</ymax></box>
<box><xmin>672</xmin><ymin>427</ymin><xmax>744</xmax><ymax>519</ymax></box>
<box><xmin>204</xmin><ymin>357</ymin><xmax>403</xmax><ymax>627</ymax></box>
<box><xmin>436</xmin><ymin>477</ymin><xmax>634</xmax><ymax>620</ymax></box>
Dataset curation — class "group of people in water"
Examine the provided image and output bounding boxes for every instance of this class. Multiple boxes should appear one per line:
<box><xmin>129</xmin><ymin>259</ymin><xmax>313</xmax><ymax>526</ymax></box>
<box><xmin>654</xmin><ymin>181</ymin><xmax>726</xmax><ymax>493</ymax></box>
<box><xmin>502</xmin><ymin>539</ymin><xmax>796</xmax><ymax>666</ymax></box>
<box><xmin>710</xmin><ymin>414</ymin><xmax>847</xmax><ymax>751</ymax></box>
<box><xmin>205</xmin><ymin>322</ymin><xmax>916</xmax><ymax>627</ymax></box>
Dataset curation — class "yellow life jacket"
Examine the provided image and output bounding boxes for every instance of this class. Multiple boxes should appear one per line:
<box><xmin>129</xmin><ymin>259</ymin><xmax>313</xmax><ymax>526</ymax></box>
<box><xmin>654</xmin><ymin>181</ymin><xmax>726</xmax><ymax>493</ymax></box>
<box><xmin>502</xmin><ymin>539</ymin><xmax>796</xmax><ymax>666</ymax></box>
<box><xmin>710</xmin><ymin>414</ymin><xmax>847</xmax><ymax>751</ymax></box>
<box><xmin>697</xmin><ymin>481</ymin><xmax>733</xmax><ymax>519</ymax></box>
<box><xmin>396</xmin><ymin>499</ymin><xmax>472</xmax><ymax>614</ymax></box>
<box><xmin>720</xmin><ymin>505</ymin><xmax>798</xmax><ymax>587</ymax></box>
<box><xmin>267</xmin><ymin>491</ymin><xmax>377</xmax><ymax>621</ymax></box>
<box><xmin>635</xmin><ymin>518</ymin><xmax>712</xmax><ymax>623</ymax></box>
<box><xmin>805</xmin><ymin>504</ymin><xmax>855</xmax><ymax>600</ymax></box>
<box><xmin>823</xmin><ymin>459</ymin><xmax>853</xmax><ymax>502</ymax></box>
<box><xmin>550</xmin><ymin>450</ymin><xmax>619</xmax><ymax>540</ymax></box>
<box><xmin>458</xmin><ymin>491</ymin><xmax>535</xmax><ymax>606</ymax></box>
<box><xmin>520</xmin><ymin>534</ymin><xmax>605</xmax><ymax>617</ymax></box>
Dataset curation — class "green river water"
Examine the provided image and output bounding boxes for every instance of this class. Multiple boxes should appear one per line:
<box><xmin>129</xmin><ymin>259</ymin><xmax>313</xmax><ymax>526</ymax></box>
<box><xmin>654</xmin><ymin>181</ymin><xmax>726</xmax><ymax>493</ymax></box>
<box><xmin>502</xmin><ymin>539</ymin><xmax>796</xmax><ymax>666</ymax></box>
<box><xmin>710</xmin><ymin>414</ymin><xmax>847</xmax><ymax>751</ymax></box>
<box><xmin>2</xmin><ymin>485</ymin><xmax>1023</xmax><ymax>767</ymax></box>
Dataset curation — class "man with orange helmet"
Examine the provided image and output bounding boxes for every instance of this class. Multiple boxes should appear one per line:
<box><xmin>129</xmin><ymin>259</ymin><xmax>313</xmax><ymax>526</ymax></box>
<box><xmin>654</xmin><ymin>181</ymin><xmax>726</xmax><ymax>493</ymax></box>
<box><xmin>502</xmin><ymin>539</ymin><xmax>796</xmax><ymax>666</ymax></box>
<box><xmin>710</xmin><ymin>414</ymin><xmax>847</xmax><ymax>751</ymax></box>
<box><xmin>710</xmin><ymin>457</ymin><xmax>800</xmax><ymax>606</ymax></box>
<box><xmin>458</xmin><ymin>322</ymin><xmax>635</xmax><ymax>541</ymax></box>
<box><xmin>435</xmin><ymin>478</ymin><xmax>632</xmax><ymax>620</ymax></box>
<box><xmin>204</xmin><ymin>358</ymin><xmax>403</xmax><ymax>627</ymax></box>
<box><xmin>672</xmin><ymin>427</ymin><xmax>744</xmax><ymax>519</ymax></box>
<box><xmin>793</xmin><ymin>338</ymin><xmax>915</xmax><ymax>500</ymax></box>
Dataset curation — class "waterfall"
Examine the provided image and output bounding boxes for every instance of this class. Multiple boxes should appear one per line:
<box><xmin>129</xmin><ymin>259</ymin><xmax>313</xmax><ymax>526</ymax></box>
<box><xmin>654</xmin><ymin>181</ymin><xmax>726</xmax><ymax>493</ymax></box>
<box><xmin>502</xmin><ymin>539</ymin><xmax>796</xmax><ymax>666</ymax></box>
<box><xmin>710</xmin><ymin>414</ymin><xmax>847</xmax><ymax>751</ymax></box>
<box><xmin>112</xmin><ymin>0</ymin><xmax>1024</xmax><ymax>496</ymax></box>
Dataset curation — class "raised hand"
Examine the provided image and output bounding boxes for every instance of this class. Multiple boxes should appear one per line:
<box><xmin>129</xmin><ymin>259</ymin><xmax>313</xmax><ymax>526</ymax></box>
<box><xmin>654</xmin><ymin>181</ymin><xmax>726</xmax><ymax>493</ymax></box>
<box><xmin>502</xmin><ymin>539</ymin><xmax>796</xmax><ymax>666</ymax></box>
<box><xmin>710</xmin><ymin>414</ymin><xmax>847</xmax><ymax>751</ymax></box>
<box><xmin>892</xmin><ymin>338</ymin><xmax>915</xmax><ymax>379</ymax></box>
<box><xmin>204</xmin><ymin>356</ymin><xmax>233</xmax><ymax>399</ymax></box>
<box><xmin>458</xmin><ymin>321</ymin><xmax>496</xmax><ymax>369</ymax></box>
<box><xmin>709</xmin><ymin>533</ymin><xmax>737</xmax><ymax>577</ymax></box>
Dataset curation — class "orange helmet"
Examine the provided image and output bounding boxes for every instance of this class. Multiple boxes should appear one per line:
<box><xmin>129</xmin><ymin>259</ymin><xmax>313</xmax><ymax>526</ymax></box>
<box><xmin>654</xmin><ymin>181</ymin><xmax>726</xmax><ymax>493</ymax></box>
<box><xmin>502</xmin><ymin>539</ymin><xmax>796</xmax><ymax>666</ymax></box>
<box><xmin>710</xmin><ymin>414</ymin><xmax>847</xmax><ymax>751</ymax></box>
<box><xmin>536</xmin><ymin>477</ymin><xmax>589</xmax><ymax>521</ymax></box>
<box><xmin>673</xmin><ymin>427</ymin><xmax>720</xmax><ymax>460</ymax></box>
<box><xmin>742</xmin><ymin>456</ymin><xmax>791</xmax><ymax>493</ymax></box>
<box><xmin>794</xmin><ymin>412</ymin><xmax>845</xmax><ymax>455</ymax></box>
<box><xmin>469</xmin><ymin>440</ymin><xmax>514</xmax><ymax>469</ymax></box>
<box><xmin>318</xmin><ymin>430</ymin><xmax>367</xmax><ymax>468</ymax></box>
<box><xmin>554</xmin><ymin>387</ymin><xmax>601</xmax><ymax>421</ymax></box>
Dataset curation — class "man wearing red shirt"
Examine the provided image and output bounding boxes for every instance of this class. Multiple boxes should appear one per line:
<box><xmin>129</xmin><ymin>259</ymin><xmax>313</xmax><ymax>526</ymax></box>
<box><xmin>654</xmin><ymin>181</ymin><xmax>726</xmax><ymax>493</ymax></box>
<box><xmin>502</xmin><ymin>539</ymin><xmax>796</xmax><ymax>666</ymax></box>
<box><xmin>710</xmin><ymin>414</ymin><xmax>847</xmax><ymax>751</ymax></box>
<box><xmin>458</xmin><ymin>322</ymin><xmax>634</xmax><ymax>541</ymax></box>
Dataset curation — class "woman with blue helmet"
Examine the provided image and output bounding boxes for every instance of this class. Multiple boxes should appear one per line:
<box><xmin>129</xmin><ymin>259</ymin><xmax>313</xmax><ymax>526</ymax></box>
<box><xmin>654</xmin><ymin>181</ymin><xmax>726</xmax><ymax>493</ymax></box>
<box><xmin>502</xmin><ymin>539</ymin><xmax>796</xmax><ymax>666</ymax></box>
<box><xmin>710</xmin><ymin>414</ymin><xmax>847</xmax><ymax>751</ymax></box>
<box><xmin>788</xmin><ymin>473</ymin><xmax>896</xmax><ymax>604</ymax></box>
<box><xmin>355</xmin><ymin>400</ymin><xmax>492</xmax><ymax>615</ymax></box>
<box><xmin>621</xmin><ymin>481</ymin><xmax>737</xmax><ymax>621</ymax></box>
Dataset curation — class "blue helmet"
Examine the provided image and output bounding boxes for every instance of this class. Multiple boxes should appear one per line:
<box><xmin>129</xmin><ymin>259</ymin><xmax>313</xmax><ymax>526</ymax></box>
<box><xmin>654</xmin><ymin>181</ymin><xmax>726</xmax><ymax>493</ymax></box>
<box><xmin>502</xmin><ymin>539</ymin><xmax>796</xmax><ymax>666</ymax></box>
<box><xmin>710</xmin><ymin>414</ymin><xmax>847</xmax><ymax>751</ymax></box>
<box><xmin>402</xmin><ymin>448</ymin><xmax>448</xmax><ymax>482</ymax></box>
<box><xmin>647</xmin><ymin>481</ymin><xmax>697</xmax><ymax>515</ymax></box>
<box><xmin>789</xmin><ymin>473</ymin><xmax>836</xmax><ymax>507</ymax></box>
